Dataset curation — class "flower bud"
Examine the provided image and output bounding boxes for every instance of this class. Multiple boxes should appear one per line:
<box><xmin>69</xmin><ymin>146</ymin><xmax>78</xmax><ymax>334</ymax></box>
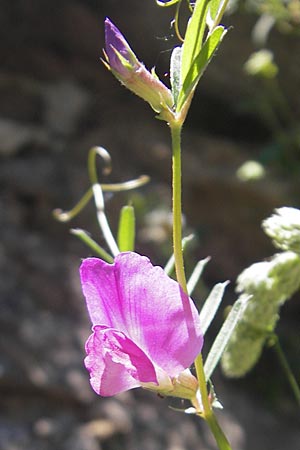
<box><xmin>263</xmin><ymin>207</ymin><xmax>300</xmax><ymax>253</ymax></box>
<box><xmin>104</xmin><ymin>18</ymin><xmax>174</xmax><ymax>116</ymax></box>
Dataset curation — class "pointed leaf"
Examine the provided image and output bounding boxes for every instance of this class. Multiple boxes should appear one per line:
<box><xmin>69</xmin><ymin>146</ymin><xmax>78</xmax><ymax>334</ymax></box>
<box><xmin>170</xmin><ymin>46</ymin><xmax>182</xmax><ymax>105</ymax></box>
<box><xmin>180</xmin><ymin>0</ymin><xmax>210</xmax><ymax>87</ymax></box>
<box><xmin>199</xmin><ymin>281</ymin><xmax>229</xmax><ymax>335</ymax></box>
<box><xmin>207</xmin><ymin>0</ymin><xmax>229</xmax><ymax>32</ymax></box>
<box><xmin>206</xmin><ymin>0</ymin><xmax>223</xmax><ymax>29</ymax></box>
<box><xmin>117</xmin><ymin>205</ymin><xmax>135</xmax><ymax>252</ymax></box>
<box><xmin>204</xmin><ymin>295</ymin><xmax>249</xmax><ymax>380</ymax></box>
<box><xmin>177</xmin><ymin>25</ymin><xmax>227</xmax><ymax>111</ymax></box>
<box><xmin>187</xmin><ymin>257</ymin><xmax>211</xmax><ymax>295</ymax></box>
<box><xmin>164</xmin><ymin>234</ymin><xmax>194</xmax><ymax>275</ymax></box>
<box><xmin>70</xmin><ymin>228</ymin><xmax>113</xmax><ymax>263</ymax></box>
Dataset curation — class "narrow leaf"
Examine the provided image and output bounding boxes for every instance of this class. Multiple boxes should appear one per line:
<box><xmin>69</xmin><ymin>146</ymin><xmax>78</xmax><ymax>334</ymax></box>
<box><xmin>70</xmin><ymin>228</ymin><xmax>113</xmax><ymax>263</ymax></box>
<box><xmin>206</xmin><ymin>0</ymin><xmax>222</xmax><ymax>29</ymax></box>
<box><xmin>180</xmin><ymin>0</ymin><xmax>210</xmax><ymax>86</ymax></box>
<box><xmin>177</xmin><ymin>25</ymin><xmax>226</xmax><ymax>110</ymax></box>
<box><xmin>199</xmin><ymin>281</ymin><xmax>229</xmax><ymax>335</ymax></box>
<box><xmin>187</xmin><ymin>257</ymin><xmax>211</xmax><ymax>295</ymax></box>
<box><xmin>117</xmin><ymin>205</ymin><xmax>135</xmax><ymax>252</ymax></box>
<box><xmin>204</xmin><ymin>295</ymin><xmax>249</xmax><ymax>380</ymax></box>
<box><xmin>207</xmin><ymin>0</ymin><xmax>230</xmax><ymax>32</ymax></box>
<box><xmin>164</xmin><ymin>234</ymin><xmax>194</xmax><ymax>275</ymax></box>
<box><xmin>170</xmin><ymin>46</ymin><xmax>182</xmax><ymax>105</ymax></box>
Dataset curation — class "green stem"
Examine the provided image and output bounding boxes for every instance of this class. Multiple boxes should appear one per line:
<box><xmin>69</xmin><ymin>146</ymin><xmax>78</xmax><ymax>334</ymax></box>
<box><xmin>194</xmin><ymin>353</ymin><xmax>212</xmax><ymax>414</ymax></box>
<box><xmin>195</xmin><ymin>354</ymin><xmax>232</xmax><ymax>450</ymax></box>
<box><xmin>271</xmin><ymin>334</ymin><xmax>300</xmax><ymax>406</ymax></box>
<box><xmin>170</xmin><ymin>120</ymin><xmax>232</xmax><ymax>450</ymax></box>
<box><xmin>170</xmin><ymin>121</ymin><xmax>187</xmax><ymax>292</ymax></box>
<box><xmin>206</xmin><ymin>414</ymin><xmax>232</xmax><ymax>450</ymax></box>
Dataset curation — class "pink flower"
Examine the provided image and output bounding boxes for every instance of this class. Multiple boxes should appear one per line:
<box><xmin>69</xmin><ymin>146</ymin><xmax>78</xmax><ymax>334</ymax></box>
<box><xmin>80</xmin><ymin>252</ymin><xmax>203</xmax><ymax>398</ymax></box>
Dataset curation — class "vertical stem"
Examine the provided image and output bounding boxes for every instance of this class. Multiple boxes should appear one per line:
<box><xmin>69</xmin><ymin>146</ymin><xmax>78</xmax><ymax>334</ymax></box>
<box><xmin>170</xmin><ymin>121</ymin><xmax>187</xmax><ymax>293</ymax></box>
<box><xmin>195</xmin><ymin>354</ymin><xmax>232</xmax><ymax>450</ymax></box>
<box><xmin>170</xmin><ymin>119</ymin><xmax>232</xmax><ymax>450</ymax></box>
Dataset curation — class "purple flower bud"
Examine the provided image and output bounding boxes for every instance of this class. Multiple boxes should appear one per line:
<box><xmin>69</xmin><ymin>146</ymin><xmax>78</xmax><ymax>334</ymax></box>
<box><xmin>104</xmin><ymin>18</ymin><xmax>139</xmax><ymax>78</ymax></box>
<box><xmin>104</xmin><ymin>18</ymin><xmax>174</xmax><ymax>115</ymax></box>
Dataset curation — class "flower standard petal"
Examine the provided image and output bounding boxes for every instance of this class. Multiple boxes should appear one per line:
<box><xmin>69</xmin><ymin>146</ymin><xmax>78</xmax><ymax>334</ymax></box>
<box><xmin>80</xmin><ymin>257</ymin><xmax>125</xmax><ymax>331</ymax></box>
<box><xmin>80</xmin><ymin>252</ymin><xmax>203</xmax><ymax>380</ymax></box>
<box><xmin>85</xmin><ymin>325</ymin><xmax>158</xmax><ymax>396</ymax></box>
<box><xmin>114</xmin><ymin>253</ymin><xmax>203</xmax><ymax>376</ymax></box>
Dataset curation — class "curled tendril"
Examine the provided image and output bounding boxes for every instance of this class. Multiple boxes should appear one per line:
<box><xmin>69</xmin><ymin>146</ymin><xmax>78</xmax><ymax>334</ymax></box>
<box><xmin>156</xmin><ymin>0</ymin><xmax>182</xmax><ymax>7</ymax></box>
<box><xmin>54</xmin><ymin>145</ymin><xmax>150</xmax><ymax>258</ymax></box>
<box><xmin>88</xmin><ymin>146</ymin><xmax>112</xmax><ymax>185</ymax></box>
<box><xmin>53</xmin><ymin>146</ymin><xmax>150</xmax><ymax>223</ymax></box>
<box><xmin>156</xmin><ymin>0</ymin><xmax>194</xmax><ymax>42</ymax></box>
<box><xmin>174</xmin><ymin>1</ymin><xmax>184</xmax><ymax>42</ymax></box>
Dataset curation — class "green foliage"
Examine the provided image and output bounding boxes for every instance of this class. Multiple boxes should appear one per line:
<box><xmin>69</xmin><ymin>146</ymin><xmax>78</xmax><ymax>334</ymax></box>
<box><xmin>180</xmin><ymin>0</ymin><xmax>211</xmax><ymax>84</ymax></box>
<box><xmin>199</xmin><ymin>281</ymin><xmax>229</xmax><ymax>335</ymax></box>
<box><xmin>221</xmin><ymin>208</ymin><xmax>300</xmax><ymax>378</ymax></box>
<box><xmin>167</xmin><ymin>0</ymin><xmax>228</xmax><ymax>114</ymax></box>
<box><xmin>71</xmin><ymin>229</ymin><xmax>114</xmax><ymax>263</ymax></box>
<box><xmin>170</xmin><ymin>46</ymin><xmax>182</xmax><ymax>105</ymax></box>
<box><xmin>176</xmin><ymin>25</ymin><xmax>227</xmax><ymax>111</ymax></box>
<box><xmin>187</xmin><ymin>256</ymin><xmax>211</xmax><ymax>295</ymax></box>
<box><xmin>204</xmin><ymin>294</ymin><xmax>249</xmax><ymax>380</ymax></box>
<box><xmin>117</xmin><ymin>205</ymin><xmax>136</xmax><ymax>252</ymax></box>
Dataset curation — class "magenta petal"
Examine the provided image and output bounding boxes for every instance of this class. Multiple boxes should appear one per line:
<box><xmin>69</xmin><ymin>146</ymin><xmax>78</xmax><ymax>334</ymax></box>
<box><xmin>85</xmin><ymin>325</ymin><xmax>158</xmax><ymax>396</ymax></box>
<box><xmin>104</xmin><ymin>18</ymin><xmax>136</xmax><ymax>75</ymax></box>
<box><xmin>80</xmin><ymin>252</ymin><xmax>203</xmax><ymax>379</ymax></box>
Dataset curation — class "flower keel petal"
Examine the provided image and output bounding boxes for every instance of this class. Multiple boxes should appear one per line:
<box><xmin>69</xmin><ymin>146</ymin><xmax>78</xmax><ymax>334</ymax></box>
<box><xmin>85</xmin><ymin>326</ymin><xmax>158</xmax><ymax>396</ymax></box>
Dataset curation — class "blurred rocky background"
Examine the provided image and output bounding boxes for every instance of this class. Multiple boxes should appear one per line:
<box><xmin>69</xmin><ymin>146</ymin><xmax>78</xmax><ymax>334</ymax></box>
<box><xmin>1</xmin><ymin>0</ymin><xmax>300</xmax><ymax>449</ymax></box>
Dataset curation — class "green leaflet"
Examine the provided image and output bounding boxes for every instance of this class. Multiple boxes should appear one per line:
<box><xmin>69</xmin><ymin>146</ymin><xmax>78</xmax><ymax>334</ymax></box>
<box><xmin>170</xmin><ymin>46</ymin><xmax>182</xmax><ymax>105</ymax></box>
<box><xmin>180</xmin><ymin>0</ymin><xmax>210</xmax><ymax>88</ymax></box>
<box><xmin>187</xmin><ymin>256</ymin><xmax>211</xmax><ymax>295</ymax></box>
<box><xmin>71</xmin><ymin>228</ymin><xmax>113</xmax><ymax>263</ymax></box>
<box><xmin>177</xmin><ymin>25</ymin><xmax>226</xmax><ymax>111</ymax></box>
<box><xmin>207</xmin><ymin>0</ymin><xmax>221</xmax><ymax>23</ymax></box>
<box><xmin>206</xmin><ymin>0</ymin><xmax>227</xmax><ymax>31</ymax></box>
<box><xmin>117</xmin><ymin>205</ymin><xmax>136</xmax><ymax>252</ymax></box>
<box><xmin>204</xmin><ymin>295</ymin><xmax>249</xmax><ymax>380</ymax></box>
<box><xmin>164</xmin><ymin>234</ymin><xmax>194</xmax><ymax>275</ymax></box>
<box><xmin>199</xmin><ymin>281</ymin><xmax>229</xmax><ymax>335</ymax></box>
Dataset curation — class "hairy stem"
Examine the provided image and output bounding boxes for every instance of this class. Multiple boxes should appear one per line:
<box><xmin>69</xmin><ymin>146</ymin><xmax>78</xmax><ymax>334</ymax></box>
<box><xmin>170</xmin><ymin>121</ymin><xmax>187</xmax><ymax>292</ymax></box>
<box><xmin>170</xmin><ymin>119</ymin><xmax>232</xmax><ymax>450</ymax></box>
<box><xmin>195</xmin><ymin>354</ymin><xmax>232</xmax><ymax>450</ymax></box>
